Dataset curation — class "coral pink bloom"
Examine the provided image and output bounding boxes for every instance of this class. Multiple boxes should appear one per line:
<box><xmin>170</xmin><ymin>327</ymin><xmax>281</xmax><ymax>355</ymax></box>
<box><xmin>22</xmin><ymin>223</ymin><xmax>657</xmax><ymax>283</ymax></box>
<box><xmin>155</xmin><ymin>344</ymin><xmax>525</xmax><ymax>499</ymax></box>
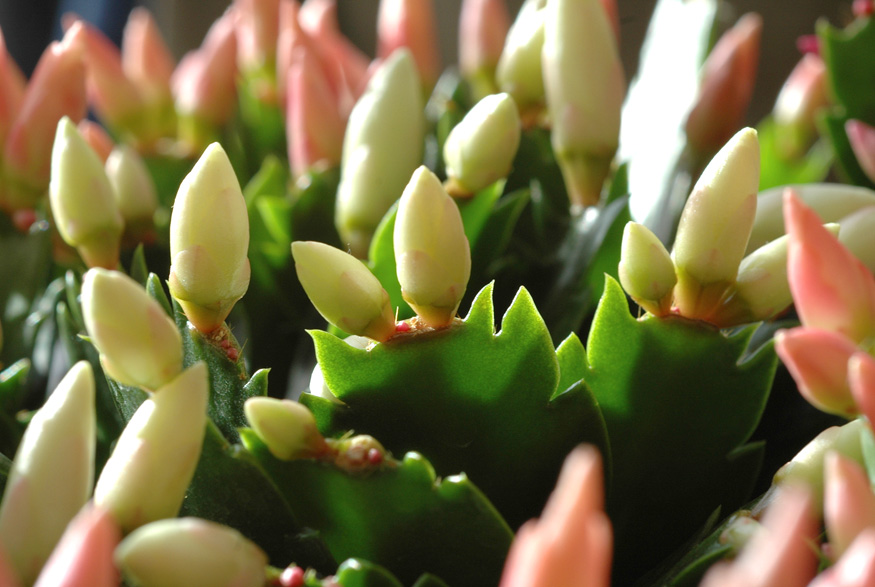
<box><xmin>824</xmin><ymin>452</ymin><xmax>875</xmax><ymax>559</ymax></box>
<box><xmin>0</xmin><ymin>28</ymin><xmax>25</xmax><ymax>150</ymax></box>
<box><xmin>377</xmin><ymin>0</ymin><xmax>441</xmax><ymax>89</ymax></box>
<box><xmin>774</xmin><ymin>328</ymin><xmax>859</xmax><ymax>416</ymax></box>
<box><xmin>286</xmin><ymin>45</ymin><xmax>344</xmax><ymax>178</ymax></box>
<box><xmin>810</xmin><ymin>529</ymin><xmax>875</xmax><ymax>587</ymax></box>
<box><xmin>121</xmin><ymin>7</ymin><xmax>175</xmax><ymax>106</ymax></box>
<box><xmin>846</xmin><ymin>119</ymin><xmax>875</xmax><ymax>185</ymax></box>
<box><xmin>685</xmin><ymin>13</ymin><xmax>761</xmax><ymax>155</ymax></box>
<box><xmin>172</xmin><ymin>11</ymin><xmax>238</xmax><ymax>127</ymax></box>
<box><xmin>784</xmin><ymin>189</ymin><xmax>875</xmax><ymax>344</ymax></box>
<box><xmin>700</xmin><ymin>485</ymin><xmax>818</xmax><ymax>587</ymax></box>
<box><xmin>849</xmin><ymin>352</ymin><xmax>875</xmax><ymax>432</ymax></box>
<box><xmin>33</xmin><ymin>505</ymin><xmax>120</xmax><ymax>587</ymax></box>
<box><xmin>458</xmin><ymin>0</ymin><xmax>510</xmax><ymax>79</ymax></box>
<box><xmin>2</xmin><ymin>22</ymin><xmax>87</xmax><ymax>210</ymax></box>
<box><xmin>499</xmin><ymin>445</ymin><xmax>612</xmax><ymax>587</ymax></box>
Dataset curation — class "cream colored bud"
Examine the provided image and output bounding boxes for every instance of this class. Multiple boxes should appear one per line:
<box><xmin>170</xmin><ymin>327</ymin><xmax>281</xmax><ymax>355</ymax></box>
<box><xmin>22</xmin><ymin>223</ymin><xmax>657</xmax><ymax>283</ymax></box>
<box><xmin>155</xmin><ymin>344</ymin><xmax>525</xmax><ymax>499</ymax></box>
<box><xmin>168</xmin><ymin>142</ymin><xmax>250</xmax><ymax>333</ymax></box>
<box><xmin>94</xmin><ymin>362</ymin><xmax>208</xmax><ymax>533</ymax></box>
<box><xmin>105</xmin><ymin>144</ymin><xmax>158</xmax><ymax>225</ymax></box>
<box><xmin>0</xmin><ymin>362</ymin><xmax>95</xmax><ymax>585</ymax></box>
<box><xmin>292</xmin><ymin>241</ymin><xmax>396</xmax><ymax>341</ymax></box>
<box><xmin>244</xmin><ymin>397</ymin><xmax>328</xmax><ymax>460</ymax></box>
<box><xmin>395</xmin><ymin>166</ymin><xmax>471</xmax><ymax>327</ymax></box>
<box><xmin>444</xmin><ymin>92</ymin><xmax>521</xmax><ymax>196</ymax></box>
<box><xmin>617</xmin><ymin>222</ymin><xmax>676</xmax><ymax>315</ymax></box>
<box><xmin>496</xmin><ymin>0</ymin><xmax>547</xmax><ymax>112</ymax></box>
<box><xmin>335</xmin><ymin>49</ymin><xmax>425</xmax><ymax>257</ymax></box>
<box><xmin>116</xmin><ymin>518</ymin><xmax>267</xmax><ymax>587</ymax></box>
<box><xmin>49</xmin><ymin>116</ymin><xmax>124</xmax><ymax>268</ymax></box>
<box><xmin>81</xmin><ymin>268</ymin><xmax>183</xmax><ymax>391</ymax></box>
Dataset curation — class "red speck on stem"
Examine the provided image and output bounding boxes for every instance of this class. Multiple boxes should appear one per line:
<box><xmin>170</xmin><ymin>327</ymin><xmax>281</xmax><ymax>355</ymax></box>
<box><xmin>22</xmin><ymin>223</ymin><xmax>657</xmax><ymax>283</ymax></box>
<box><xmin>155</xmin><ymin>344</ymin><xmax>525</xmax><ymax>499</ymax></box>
<box><xmin>280</xmin><ymin>565</ymin><xmax>305</xmax><ymax>587</ymax></box>
<box><xmin>796</xmin><ymin>35</ymin><xmax>820</xmax><ymax>55</ymax></box>
<box><xmin>395</xmin><ymin>321</ymin><xmax>411</xmax><ymax>333</ymax></box>
<box><xmin>855</xmin><ymin>0</ymin><xmax>875</xmax><ymax>17</ymax></box>
<box><xmin>367</xmin><ymin>448</ymin><xmax>383</xmax><ymax>465</ymax></box>
<box><xmin>12</xmin><ymin>209</ymin><xmax>37</xmax><ymax>232</ymax></box>
<box><xmin>226</xmin><ymin>347</ymin><xmax>240</xmax><ymax>361</ymax></box>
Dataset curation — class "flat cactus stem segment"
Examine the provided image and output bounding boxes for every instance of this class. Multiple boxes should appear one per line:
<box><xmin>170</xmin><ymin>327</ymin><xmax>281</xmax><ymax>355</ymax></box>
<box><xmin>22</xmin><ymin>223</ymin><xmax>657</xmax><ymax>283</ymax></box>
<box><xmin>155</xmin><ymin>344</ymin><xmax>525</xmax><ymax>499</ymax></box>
<box><xmin>301</xmin><ymin>282</ymin><xmax>608</xmax><ymax>530</ymax></box>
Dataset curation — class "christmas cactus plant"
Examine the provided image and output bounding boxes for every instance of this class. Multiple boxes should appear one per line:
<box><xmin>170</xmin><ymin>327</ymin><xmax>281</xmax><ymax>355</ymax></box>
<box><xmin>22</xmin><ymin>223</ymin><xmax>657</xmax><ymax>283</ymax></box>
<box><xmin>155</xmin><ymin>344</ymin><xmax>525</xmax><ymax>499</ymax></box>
<box><xmin>1</xmin><ymin>0</ymin><xmax>875</xmax><ymax>585</ymax></box>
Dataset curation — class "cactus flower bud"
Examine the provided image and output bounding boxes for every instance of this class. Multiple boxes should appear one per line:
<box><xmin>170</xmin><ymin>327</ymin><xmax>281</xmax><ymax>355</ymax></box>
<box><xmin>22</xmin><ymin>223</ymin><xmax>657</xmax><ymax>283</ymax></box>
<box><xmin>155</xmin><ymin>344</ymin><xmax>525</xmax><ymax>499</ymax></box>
<box><xmin>543</xmin><ymin>0</ymin><xmax>624</xmax><ymax>208</ymax></box>
<box><xmin>292</xmin><ymin>241</ymin><xmax>396</xmax><ymax>341</ymax></box>
<box><xmin>824</xmin><ymin>452</ymin><xmax>875</xmax><ymax>559</ymax></box>
<box><xmin>33</xmin><ymin>505</ymin><xmax>120</xmax><ymax>587</ymax></box>
<box><xmin>94</xmin><ymin>362</ymin><xmax>209</xmax><ymax>533</ymax></box>
<box><xmin>459</xmin><ymin>0</ymin><xmax>510</xmax><ymax>99</ymax></box>
<box><xmin>773</xmin><ymin>54</ymin><xmax>829</xmax><ymax>160</ymax></box>
<box><xmin>377</xmin><ymin>0</ymin><xmax>441</xmax><ymax>90</ymax></box>
<box><xmin>846</xmin><ymin>119</ymin><xmax>875</xmax><ymax>185</ymax></box>
<box><xmin>235</xmin><ymin>0</ymin><xmax>281</xmax><ymax>74</ymax></box>
<box><xmin>81</xmin><ymin>268</ymin><xmax>183</xmax><ymax>391</ymax></box>
<box><xmin>849</xmin><ymin>352</ymin><xmax>875</xmax><ymax>433</ymax></box>
<box><xmin>77</xmin><ymin>119</ymin><xmax>115</xmax><ymax>163</ymax></box>
<box><xmin>105</xmin><ymin>144</ymin><xmax>159</xmax><ymax>235</ymax></box>
<box><xmin>0</xmin><ymin>28</ymin><xmax>25</xmax><ymax>151</ymax></box>
<box><xmin>116</xmin><ymin>518</ymin><xmax>267</xmax><ymax>587</ymax></box>
<box><xmin>0</xmin><ymin>361</ymin><xmax>95</xmax><ymax>585</ymax></box>
<box><xmin>49</xmin><ymin>116</ymin><xmax>124</xmax><ymax>269</ymax></box>
<box><xmin>335</xmin><ymin>49</ymin><xmax>425</xmax><ymax>257</ymax></box>
<box><xmin>671</xmin><ymin>127</ymin><xmax>759</xmax><ymax>320</ymax></box>
<box><xmin>168</xmin><ymin>142</ymin><xmax>251</xmax><ymax>333</ymax></box>
<box><xmin>121</xmin><ymin>7</ymin><xmax>175</xmax><ymax>106</ymax></box>
<box><xmin>617</xmin><ymin>222</ymin><xmax>676</xmax><ymax>316</ymax></box>
<box><xmin>443</xmin><ymin>92</ymin><xmax>521</xmax><ymax>197</ymax></box>
<box><xmin>244</xmin><ymin>397</ymin><xmax>328</xmax><ymax>460</ymax></box>
<box><xmin>395</xmin><ymin>166</ymin><xmax>471</xmax><ymax>327</ymax></box>
<box><xmin>496</xmin><ymin>0</ymin><xmax>547</xmax><ymax>118</ymax></box>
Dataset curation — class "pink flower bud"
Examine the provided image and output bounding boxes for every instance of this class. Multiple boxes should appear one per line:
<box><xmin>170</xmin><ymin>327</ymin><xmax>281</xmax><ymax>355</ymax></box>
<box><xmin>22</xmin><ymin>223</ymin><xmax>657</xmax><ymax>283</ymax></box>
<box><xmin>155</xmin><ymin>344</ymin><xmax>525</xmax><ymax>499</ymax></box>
<box><xmin>377</xmin><ymin>0</ymin><xmax>441</xmax><ymax>90</ymax></box>
<box><xmin>0</xmin><ymin>28</ymin><xmax>25</xmax><ymax>151</ymax></box>
<box><xmin>685</xmin><ymin>13</ymin><xmax>761</xmax><ymax>156</ymax></box>
<box><xmin>775</xmin><ymin>328</ymin><xmax>858</xmax><ymax>417</ymax></box>
<box><xmin>234</xmin><ymin>0</ymin><xmax>281</xmax><ymax>72</ymax></box>
<box><xmin>33</xmin><ymin>506</ymin><xmax>120</xmax><ymax>587</ymax></box>
<box><xmin>825</xmin><ymin>452</ymin><xmax>875</xmax><ymax>559</ymax></box>
<box><xmin>499</xmin><ymin>445</ymin><xmax>611</xmax><ymax>587</ymax></box>
<box><xmin>458</xmin><ymin>0</ymin><xmax>510</xmax><ymax>96</ymax></box>
<box><xmin>121</xmin><ymin>7</ymin><xmax>175</xmax><ymax>107</ymax></box>
<box><xmin>773</xmin><ymin>54</ymin><xmax>829</xmax><ymax>160</ymax></box>
<box><xmin>849</xmin><ymin>352</ymin><xmax>875</xmax><ymax>434</ymax></box>
<box><xmin>77</xmin><ymin>120</ymin><xmax>115</xmax><ymax>163</ymax></box>
<box><xmin>2</xmin><ymin>22</ymin><xmax>87</xmax><ymax>211</ymax></box>
<box><xmin>784</xmin><ymin>189</ymin><xmax>875</xmax><ymax>344</ymax></box>
<box><xmin>846</xmin><ymin>119</ymin><xmax>875</xmax><ymax>185</ymax></box>
<box><xmin>285</xmin><ymin>43</ymin><xmax>344</xmax><ymax>178</ymax></box>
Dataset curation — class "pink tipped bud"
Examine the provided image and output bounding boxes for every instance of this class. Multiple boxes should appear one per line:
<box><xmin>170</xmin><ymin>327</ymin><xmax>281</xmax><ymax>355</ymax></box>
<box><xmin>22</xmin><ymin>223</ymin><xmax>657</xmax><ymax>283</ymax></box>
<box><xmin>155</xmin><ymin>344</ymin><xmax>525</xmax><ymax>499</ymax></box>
<box><xmin>685</xmin><ymin>13</ymin><xmax>761</xmax><ymax>155</ymax></box>
<box><xmin>773</xmin><ymin>54</ymin><xmax>829</xmax><ymax>160</ymax></box>
<box><xmin>377</xmin><ymin>0</ymin><xmax>441</xmax><ymax>90</ymax></box>
<box><xmin>33</xmin><ymin>506</ymin><xmax>120</xmax><ymax>587</ymax></box>
<box><xmin>784</xmin><ymin>189</ymin><xmax>875</xmax><ymax>343</ymax></box>
<box><xmin>286</xmin><ymin>44</ymin><xmax>345</xmax><ymax>178</ymax></box>
<box><xmin>775</xmin><ymin>328</ymin><xmax>858</xmax><ymax>417</ymax></box>
<box><xmin>0</xmin><ymin>28</ymin><xmax>25</xmax><ymax>150</ymax></box>
<box><xmin>3</xmin><ymin>22</ymin><xmax>87</xmax><ymax>210</ymax></box>
<box><xmin>77</xmin><ymin>120</ymin><xmax>115</xmax><ymax>163</ymax></box>
<box><xmin>121</xmin><ymin>7</ymin><xmax>175</xmax><ymax>106</ymax></box>
<box><xmin>825</xmin><ymin>452</ymin><xmax>875</xmax><ymax>559</ymax></box>
<box><xmin>459</xmin><ymin>0</ymin><xmax>510</xmax><ymax>97</ymax></box>
<box><xmin>499</xmin><ymin>445</ymin><xmax>612</xmax><ymax>587</ymax></box>
<box><xmin>244</xmin><ymin>397</ymin><xmax>328</xmax><ymax>460</ymax></box>
<box><xmin>846</xmin><ymin>119</ymin><xmax>875</xmax><ymax>185</ymax></box>
<box><xmin>617</xmin><ymin>221</ymin><xmax>676</xmax><ymax>316</ymax></box>
<box><xmin>234</xmin><ymin>0</ymin><xmax>281</xmax><ymax>72</ymax></box>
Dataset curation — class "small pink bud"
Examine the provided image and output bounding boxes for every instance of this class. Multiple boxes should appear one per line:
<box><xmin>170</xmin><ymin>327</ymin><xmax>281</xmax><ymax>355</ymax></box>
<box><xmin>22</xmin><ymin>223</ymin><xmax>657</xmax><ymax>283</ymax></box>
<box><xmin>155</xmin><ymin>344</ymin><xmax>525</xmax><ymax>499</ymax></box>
<box><xmin>2</xmin><ymin>22</ymin><xmax>87</xmax><ymax>211</ymax></box>
<box><xmin>33</xmin><ymin>506</ymin><xmax>120</xmax><ymax>587</ymax></box>
<box><xmin>784</xmin><ymin>189</ymin><xmax>875</xmax><ymax>344</ymax></box>
<box><xmin>773</xmin><ymin>54</ymin><xmax>829</xmax><ymax>160</ymax></box>
<box><xmin>854</xmin><ymin>0</ymin><xmax>875</xmax><ymax>18</ymax></box>
<box><xmin>775</xmin><ymin>328</ymin><xmax>858</xmax><ymax>417</ymax></box>
<box><xmin>121</xmin><ymin>7</ymin><xmax>175</xmax><ymax>106</ymax></box>
<box><xmin>846</xmin><ymin>119</ymin><xmax>875</xmax><ymax>185</ymax></box>
<box><xmin>824</xmin><ymin>452</ymin><xmax>875</xmax><ymax>559</ymax></box>
<box><xmin>285</xmin><ymin>44</ymin><xmax>344</xmax><ymax>178</ymax></box>
<box><xmin>377</xmin><ymin>0</ymin><xmax>441</xmax><ymax>90</ymax></box>
<box><xmin>685</xmin><ymin>13</ymin><xmax>761</xmax><ymax>155</ymax></box>
<box><xmin>458</xmin><ymin>0</ymin><xmax>510</xmax><ymax>96</ymax></box>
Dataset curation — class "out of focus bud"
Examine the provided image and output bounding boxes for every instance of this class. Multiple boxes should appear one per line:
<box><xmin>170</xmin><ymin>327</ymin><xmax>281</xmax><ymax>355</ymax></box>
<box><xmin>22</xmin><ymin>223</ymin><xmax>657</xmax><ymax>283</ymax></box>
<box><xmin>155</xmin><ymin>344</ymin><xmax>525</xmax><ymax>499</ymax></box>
<box><xmin>824</xmin><ymin>452</ymin><xmax>875</xmax><ymax>559</ymax></box>
<box><xmin>77</xmin><ymin>119</ymin><xmax>115</xmax><ymax>163</ymax></box>
<box><xmin>49</xmin><ymin>116</ymin><xmax>124</xmax><ymax>269</ymax></box>
<box><xmin>3</xmin><ymin>22</ymin><xmax>87</xmax><ymax>211</ymax></box>
<box><xmin>495</xmin><ymin>0</ymin><xmax>546</xmax><ymax>119</ymax></box>
<box><xmin>671</xmin><ymin>128</ymin><xmax>759</xmax><ymax>321</ymax></box>
<box><xmin>685</xmin><ymin>13</ymin><xmax>761</xmax><ymax>156</ymax></box>
<box><xmin>235</xmin><ymin>0</ymin><xmax>280</xmax><ymax>73</ymax></box>
<box><xmin>444</xmin><ymin>92</ymin><xmax>521</xmax><ymax>197</ymax></box>
<box><xmin>293</xmin><ymin>241</ymin><xmax>396</xmax><ymax>341</ymax></box>
<box><xmin>773</xmin><ymin>54</ymin><xmax>829</xmax><ymax>160</ymax></box>
<box><xmin>105</xmin><ymin>145</ymin><xmax>159</xmax><ymax>241</ymax></box>
<box><xmin>244</xmin><ymin>397</ymin><xmax>329</xmax><ymax>460</ymax></box>
<box><xmin>0</xmin><ymin>362</ymin><xmax>95</xmax><ymax>585</ymax></box>
<box><xmin>394</xmin><ymin>166</ymin><xmax>471</xmax><ymax>327</ymax></box>
<box><xmin>617</xmin><ymin>222</ymin><xmax>676</xmax><ymax>316</ymax></box>
<box><xmin>377</xmin><ymin>0</ymin><xmax>441</xmax><ymax>90</ymax></box>
<box><xmin>168</xmin><ymin>143</ymin><xmax>250</xmax><ymax>333</ymax></box>
<box><xmin>121</xmin><ymin>7</ymin><xmax>175</xmax><ymax>105</ymax></box>
<box><xmin>33</xmin><ymin>506</ymin><xmax>120</xmax><ymax>587</ymax></box>
<box><xmin>543</xmin><ymin>0</ymin><xmax>624</xmax><ymax>209</ymax></box>
<box><xmin>94</xmin><ymin>362</ymin><xmax>208</xmax><ymax>533</ymax></box>
<box><xmin>846</xmin><ymin>119</ymin><xmax>875</xmax><ymax>185</ymax></box>
<box><xmin>0</xmin><ymin>29</ymin><xmax>25</xmax><ymax>150</ymax></box>
<box><xmin>81</xmin><ymin>268</ymin><xmax>183</xmax><ymax>391</ymax></box>
<box><xmin>459</xmin><ymin>0</ymin><xmax>510</xmax><ymax>99</ymax></box>
<box><xmin>849</xmin><ymin>352</ymin><xmax>875</xmax><ymax>433</ymax></box>
<box><xmin>335</xmin><ymin>49</ymin><xmax>425</xmax><ymax>257</ymax></box>
<box><xmin>116</xmin><ymin>518</ymin><xmax>267</xmax><ymax>587</ymax></box>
